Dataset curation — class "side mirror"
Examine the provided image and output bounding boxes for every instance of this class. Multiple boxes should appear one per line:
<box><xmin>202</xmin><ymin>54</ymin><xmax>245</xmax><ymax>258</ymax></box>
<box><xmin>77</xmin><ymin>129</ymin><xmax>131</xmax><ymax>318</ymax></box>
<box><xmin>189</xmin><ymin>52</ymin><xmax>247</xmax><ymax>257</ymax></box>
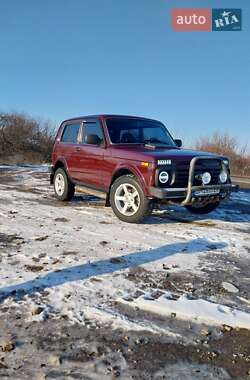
<box><xmin>85</xmin><ymin>134</ymin><xmax>101</xmax><ymax>145</ymax></box>
<box><xmin>174</xmin><ymin>139</ymin><xmax>182</xmax><ymax>148</ymax></box>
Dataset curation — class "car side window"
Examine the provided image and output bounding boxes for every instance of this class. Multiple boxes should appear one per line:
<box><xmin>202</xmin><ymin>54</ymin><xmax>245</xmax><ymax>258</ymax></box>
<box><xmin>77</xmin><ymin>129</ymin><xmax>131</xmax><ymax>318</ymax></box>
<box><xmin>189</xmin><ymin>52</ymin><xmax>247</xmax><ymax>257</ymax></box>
<box><xmin>82</xmin><ymin>121</ymin><xmax>104</xmax><ymax>144</ymax></box>
<box><xmin>61</xmin><ymin>123</ymin><xmax>80</xmax><ymax>143</ymax></box>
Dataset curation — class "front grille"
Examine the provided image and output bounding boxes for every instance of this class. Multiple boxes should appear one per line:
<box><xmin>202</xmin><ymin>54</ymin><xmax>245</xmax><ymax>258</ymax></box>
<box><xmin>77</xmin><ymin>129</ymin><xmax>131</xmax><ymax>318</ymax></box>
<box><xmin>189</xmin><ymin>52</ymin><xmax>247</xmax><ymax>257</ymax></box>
<box><xmin>174</xmin><ymin>159</ymin><xmax>222</xmax><ymax>187</ymax></box>
<box><xmin>157</xmin><ymin>159</ymin><xmax>223</xmax><ymax>188</ymax></box>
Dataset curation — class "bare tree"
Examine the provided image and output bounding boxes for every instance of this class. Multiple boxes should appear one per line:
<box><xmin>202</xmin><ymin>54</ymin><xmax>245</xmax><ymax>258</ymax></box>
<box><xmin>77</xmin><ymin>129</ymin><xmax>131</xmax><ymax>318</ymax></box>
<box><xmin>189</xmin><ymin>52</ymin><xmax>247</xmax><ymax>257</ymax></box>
<box><xmin>0</xmin><ymin>112</ymin><xmax>55</xmax><ymax>163</ymax></box>
<box><xmin>195</xmin><ymin>132</ymin><xmax>250</xmax><ymax>176</ymax></box>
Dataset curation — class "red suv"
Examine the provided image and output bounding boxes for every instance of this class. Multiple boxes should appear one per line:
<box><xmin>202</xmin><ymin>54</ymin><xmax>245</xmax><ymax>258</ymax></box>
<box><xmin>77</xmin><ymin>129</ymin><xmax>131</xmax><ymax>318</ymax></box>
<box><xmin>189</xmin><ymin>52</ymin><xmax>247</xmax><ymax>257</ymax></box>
<box><xmin>51</xmin><ymin>115</ymin><xmax>237</xmax><ymax>223</ymax></box>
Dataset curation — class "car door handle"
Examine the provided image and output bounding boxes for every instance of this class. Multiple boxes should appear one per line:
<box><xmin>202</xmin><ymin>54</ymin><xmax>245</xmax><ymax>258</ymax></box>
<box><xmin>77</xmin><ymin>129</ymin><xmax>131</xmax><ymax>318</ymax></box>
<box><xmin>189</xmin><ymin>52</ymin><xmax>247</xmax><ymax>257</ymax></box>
<box><xmin>75</xmin><ymin>147</ymin><xmax>81</xmax><ymax>152</ymax></box>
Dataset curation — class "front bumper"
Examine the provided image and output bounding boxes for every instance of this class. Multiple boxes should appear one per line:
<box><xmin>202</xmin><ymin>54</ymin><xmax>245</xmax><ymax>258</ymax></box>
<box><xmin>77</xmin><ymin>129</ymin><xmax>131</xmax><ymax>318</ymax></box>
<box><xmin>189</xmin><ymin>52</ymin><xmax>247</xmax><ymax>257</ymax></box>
<box><xmin>149</xmin><ymin>183</ymin><xmax>239</xmax><ymax>203</ymax></box>
<box><xmin>149</xmin><ymin>156</ymin><xmax>239</xmax><ymax>205</ymax></box>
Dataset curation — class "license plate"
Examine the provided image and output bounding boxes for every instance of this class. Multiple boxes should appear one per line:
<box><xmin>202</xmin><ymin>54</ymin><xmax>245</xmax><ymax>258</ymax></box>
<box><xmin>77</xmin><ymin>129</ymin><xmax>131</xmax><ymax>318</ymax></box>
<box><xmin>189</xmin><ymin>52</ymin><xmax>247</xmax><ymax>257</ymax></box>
<box><xmin>194</xmin><ymin>189</ymin><xmax>220</xmax><ymax>197</ymax></box>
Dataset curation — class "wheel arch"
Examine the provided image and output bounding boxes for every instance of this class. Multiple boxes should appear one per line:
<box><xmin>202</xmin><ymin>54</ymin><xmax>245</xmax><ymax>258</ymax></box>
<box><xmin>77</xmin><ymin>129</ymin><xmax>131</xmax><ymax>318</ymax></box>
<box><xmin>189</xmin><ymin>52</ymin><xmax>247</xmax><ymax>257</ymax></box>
<box><xmin>50</xmin><ymin>158</ymin><xmax>70</xmax><ymax>184</ymax></box>
<box><xmin>105</xmin><ymin>165</ymin><xmax>147</xmax><ymax>206</ymax></box>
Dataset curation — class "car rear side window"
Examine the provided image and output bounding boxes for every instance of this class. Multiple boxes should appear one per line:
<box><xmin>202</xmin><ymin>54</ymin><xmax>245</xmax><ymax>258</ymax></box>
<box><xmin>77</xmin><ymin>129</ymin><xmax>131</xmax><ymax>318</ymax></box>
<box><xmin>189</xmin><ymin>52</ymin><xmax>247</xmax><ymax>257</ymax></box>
<box><xmin>61</xmin><ymin>123</ymin><xmax>80</xmax><ymax>143</ymax></box>
<box><xmin>82</xmin><ymin>121</ymin><xmax>103</xmax><ymax>144</ymax></box>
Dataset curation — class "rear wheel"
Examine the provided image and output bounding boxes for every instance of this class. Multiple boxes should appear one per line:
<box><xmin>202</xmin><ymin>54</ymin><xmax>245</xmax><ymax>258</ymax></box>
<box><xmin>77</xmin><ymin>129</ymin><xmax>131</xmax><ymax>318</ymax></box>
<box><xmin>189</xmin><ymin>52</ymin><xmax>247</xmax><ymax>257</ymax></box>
<box><xmin>185</xmin><ymin>201</ymin><xmax>220</xmax><ymax>215</ymax></box>
<box><xmin>110</xmin><ymin>175</ymin><xmax>149</xmax><ymax>223</ymax></box>
<box><xmin>53</xmin><ymin>168</ymin><xmax>75</xmax><ymax>201</ymax></box>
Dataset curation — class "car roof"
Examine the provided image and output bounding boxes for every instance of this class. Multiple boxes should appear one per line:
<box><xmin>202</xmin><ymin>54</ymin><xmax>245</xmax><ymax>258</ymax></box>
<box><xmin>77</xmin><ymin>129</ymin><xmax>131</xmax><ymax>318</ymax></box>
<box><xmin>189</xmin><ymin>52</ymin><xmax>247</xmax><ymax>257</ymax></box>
<box><xmin>61</xmin><ymin>114</ymin><xmax>161</xmax><ymax>124</ymax></box>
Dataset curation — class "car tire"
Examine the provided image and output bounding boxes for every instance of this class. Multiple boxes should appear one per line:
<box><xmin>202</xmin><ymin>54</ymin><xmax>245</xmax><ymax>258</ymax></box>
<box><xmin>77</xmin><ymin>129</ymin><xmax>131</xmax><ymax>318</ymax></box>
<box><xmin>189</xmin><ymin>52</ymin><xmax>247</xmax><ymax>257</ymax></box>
<box><xmin>185</xmin><ymin>201</ymin><xmax>220</xmax><ymax>215</ymax></box>
<box><xmin>53</xmin><ymin>168</ymin><xmax>75</xmax><ymax>201</ymax></box>
<box><xmin>110</xmin><ymin>175</ymin><xmax>149</xmax><ymax>223</ymax></box>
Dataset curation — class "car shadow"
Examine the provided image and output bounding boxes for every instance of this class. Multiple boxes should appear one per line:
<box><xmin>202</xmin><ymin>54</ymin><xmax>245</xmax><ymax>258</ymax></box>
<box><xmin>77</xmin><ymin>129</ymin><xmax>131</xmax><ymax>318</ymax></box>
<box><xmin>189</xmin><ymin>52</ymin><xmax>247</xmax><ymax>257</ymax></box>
<box><xmin>0</xmin><ymin>238</ymin><xmax>226</xmax><ymax>303</ymax></box>
<box><xmin>70</xmin><ymin>191</ymin><xmax>250</xmax><ymax>224</ymax></box>
<box><xmin>143</xmin><ymin>192</ymin><xmax>250</xmax><ymax>225</ymax></box>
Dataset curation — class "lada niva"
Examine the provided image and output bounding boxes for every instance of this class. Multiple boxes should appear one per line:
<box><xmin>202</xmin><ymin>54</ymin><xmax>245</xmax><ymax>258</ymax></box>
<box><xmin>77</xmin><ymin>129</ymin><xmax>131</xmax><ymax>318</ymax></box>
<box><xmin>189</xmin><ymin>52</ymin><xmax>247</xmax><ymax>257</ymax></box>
<box><xmin>51</xmin><ymin>115</ymin><xmax>237</xmax><ymax>223</ymax></box>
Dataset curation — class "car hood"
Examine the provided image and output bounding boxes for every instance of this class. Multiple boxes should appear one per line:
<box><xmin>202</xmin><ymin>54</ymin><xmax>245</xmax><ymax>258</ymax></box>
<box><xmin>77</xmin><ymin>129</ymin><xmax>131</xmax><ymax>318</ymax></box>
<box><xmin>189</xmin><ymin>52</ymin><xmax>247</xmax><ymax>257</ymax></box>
<box><xmin>110</xmin><ymin>145</ymin><xmax>226</xmax><ymax>163</ymax></box>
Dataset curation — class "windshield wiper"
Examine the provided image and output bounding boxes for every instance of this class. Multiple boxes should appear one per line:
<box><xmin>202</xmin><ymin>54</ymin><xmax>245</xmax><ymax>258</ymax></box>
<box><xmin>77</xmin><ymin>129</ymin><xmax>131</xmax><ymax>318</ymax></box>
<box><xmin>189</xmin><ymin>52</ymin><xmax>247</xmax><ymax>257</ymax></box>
<box><xmin>143</xmin><ymin>138</ymin><xmax>169</xmax><ymax>145</ymax></box>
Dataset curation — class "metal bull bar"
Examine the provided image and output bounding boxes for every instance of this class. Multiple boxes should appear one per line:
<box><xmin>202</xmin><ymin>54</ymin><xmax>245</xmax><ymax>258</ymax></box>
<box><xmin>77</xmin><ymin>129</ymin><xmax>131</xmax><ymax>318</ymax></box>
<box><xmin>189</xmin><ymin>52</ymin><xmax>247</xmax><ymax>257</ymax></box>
<box><xmin>180</xmin><ymin>156</ymin><xmax>237</xmax><ymax>206</ymax></box>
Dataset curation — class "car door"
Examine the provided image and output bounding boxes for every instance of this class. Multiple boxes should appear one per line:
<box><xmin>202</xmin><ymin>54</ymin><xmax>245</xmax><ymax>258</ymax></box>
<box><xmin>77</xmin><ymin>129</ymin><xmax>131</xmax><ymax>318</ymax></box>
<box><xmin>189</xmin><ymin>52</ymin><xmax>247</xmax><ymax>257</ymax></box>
<box><xmin>76</xmin><ymin>119</ymin><xmax>105</xmax><ymax>189</ymax></box>
<box><xmin>59</xmin><ymin>122</ymin><xmax>82</xmax><ymax>181</ymax></box>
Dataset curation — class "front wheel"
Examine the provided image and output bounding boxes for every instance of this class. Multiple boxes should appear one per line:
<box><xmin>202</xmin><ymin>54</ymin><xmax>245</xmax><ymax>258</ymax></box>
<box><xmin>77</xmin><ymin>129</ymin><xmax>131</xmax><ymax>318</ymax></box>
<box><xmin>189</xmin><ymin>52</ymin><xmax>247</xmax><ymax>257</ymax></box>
<box><xmin>185</xmin><ymin>201</ymin><xmax>220</xmax><ymax>215</ymax></box>
<box><xmin>53</xmin><ymin>168</ymin><xmax>75</xmax><ymax>201</ymax></box>
<box><xmin>110</xmin><ymin>175</ymin><xmax>149</xmax><ymax>223</ymax></box>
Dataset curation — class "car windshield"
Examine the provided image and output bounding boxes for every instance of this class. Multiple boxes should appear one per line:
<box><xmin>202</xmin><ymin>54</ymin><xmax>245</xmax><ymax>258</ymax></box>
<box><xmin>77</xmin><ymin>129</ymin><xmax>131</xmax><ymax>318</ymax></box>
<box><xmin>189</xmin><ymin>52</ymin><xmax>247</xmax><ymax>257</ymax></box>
<box><xmin>106</xmin><ymin>118</ymin><xmax>176</xmax><ymax>146</ymax></box>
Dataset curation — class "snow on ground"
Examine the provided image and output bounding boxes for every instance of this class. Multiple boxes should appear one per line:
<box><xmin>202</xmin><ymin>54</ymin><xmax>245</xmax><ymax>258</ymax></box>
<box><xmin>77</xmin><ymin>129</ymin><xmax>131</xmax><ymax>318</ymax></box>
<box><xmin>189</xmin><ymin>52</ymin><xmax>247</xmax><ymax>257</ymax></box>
<box><xmin>0</xmin><ymin>165</ymin><xmax>250</xmax><ymax>333</ymax></box>
<box><xmin>120</xmin><ymin>293</ymin><xmax>250</xmax><ymax>329</ymax></box>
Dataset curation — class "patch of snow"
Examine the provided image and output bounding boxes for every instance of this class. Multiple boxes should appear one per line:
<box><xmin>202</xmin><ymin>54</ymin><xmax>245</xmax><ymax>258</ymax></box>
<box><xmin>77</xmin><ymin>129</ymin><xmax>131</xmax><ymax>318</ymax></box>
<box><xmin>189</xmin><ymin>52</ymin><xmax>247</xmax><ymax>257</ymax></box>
<box><xmin>230</xmin><ymin>190</ymin><xmax>250</xmax><ymax>204</ymax></box>
<box><xmin>154</xmin><ymin>363</ymin><xmax>231</xmax><ymax>380</ymax></box>
<box><xmin>120</xmin><ymin>294</ymin><xmax>250</xmax><ymax>329</ymax></box>
<box><xmin>221</xmin><ymin>282</ymin><xmax>239</xmax><ymax>293</ymax></box>
<box><xmin>84</xmin><ymin>306</ymin><xmax>182</xmax><ymax>337</ymax></box>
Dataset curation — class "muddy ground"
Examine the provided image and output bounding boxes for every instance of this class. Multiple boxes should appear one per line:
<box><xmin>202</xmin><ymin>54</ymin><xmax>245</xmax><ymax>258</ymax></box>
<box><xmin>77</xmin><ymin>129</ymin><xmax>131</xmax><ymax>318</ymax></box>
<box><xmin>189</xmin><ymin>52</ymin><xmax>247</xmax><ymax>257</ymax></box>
<box><xmin>1</xmin><ymin>310</ymin><xmax>250</xmax><ymax>380</ymax></box>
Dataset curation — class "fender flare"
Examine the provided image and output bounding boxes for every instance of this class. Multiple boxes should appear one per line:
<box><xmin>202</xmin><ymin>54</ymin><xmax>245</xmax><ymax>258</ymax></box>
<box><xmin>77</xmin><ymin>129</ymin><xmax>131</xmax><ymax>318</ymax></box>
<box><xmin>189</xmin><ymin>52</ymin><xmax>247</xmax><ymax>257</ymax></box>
<box><xmin>109</xmin><ymin>164</ymin><xmax>148</xmax><ymax>194</ymax></box>
<box><xmin>52</xmin><ymin>158</ymin><xmax>73</xmax><ymax>183</ymax></box>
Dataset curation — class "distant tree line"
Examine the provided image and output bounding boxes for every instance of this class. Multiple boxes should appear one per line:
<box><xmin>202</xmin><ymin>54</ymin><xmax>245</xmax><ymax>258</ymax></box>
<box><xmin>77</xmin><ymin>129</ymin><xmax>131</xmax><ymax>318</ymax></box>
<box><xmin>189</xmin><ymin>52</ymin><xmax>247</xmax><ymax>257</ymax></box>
<box><xmin>0</xmin><ymin>112</ymin><xmax>55</xmax><ymax>163</ymax></box>
<box><xmin>195</xmin><ymin>133</ymin><xmax>250</xmax><ymax>176</ymax></box>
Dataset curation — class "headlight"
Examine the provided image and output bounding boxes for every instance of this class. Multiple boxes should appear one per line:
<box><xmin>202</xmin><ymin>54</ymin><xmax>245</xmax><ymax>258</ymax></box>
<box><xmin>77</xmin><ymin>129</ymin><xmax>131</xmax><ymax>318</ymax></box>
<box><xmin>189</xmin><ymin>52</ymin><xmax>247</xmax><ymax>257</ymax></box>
<box><xmin>202</xmin><ymin>172</ymin><xmax>211</xmax><ymax>185</ymax></box>
<box><xmin>159</xmin><ymin>171</ymin><xmax>169</xmax><ymax>184</ymax></box>
<box><xmin>223</xmin><ymin>159</ymin><xmax>229</xmax><ymax>166</ymax></box>
<box><xmin>219</xmin><ymin>171</ymin><xmax>228</xmax><ymax>183</ymax></box>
